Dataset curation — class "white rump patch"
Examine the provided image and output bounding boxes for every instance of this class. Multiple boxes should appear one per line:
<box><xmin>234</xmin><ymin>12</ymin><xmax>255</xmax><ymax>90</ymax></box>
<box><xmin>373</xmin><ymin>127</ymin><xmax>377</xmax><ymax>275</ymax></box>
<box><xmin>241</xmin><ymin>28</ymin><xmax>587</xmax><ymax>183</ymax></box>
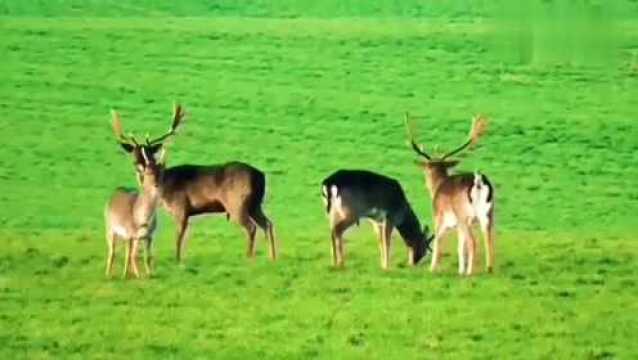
<box><xmin>329</xmin><ymin>185</ymin><xmax>345</xmax><ymax>218</ymax></box>
<box><xmin>441</xmin><ymin>210</ymin><xmax>458</xmax><ymax>229</ymax></box>
<box><xmin>112</xmin><ymin>225</ymin><xmax>130</xmax><ymax>239</ymax></box>
<box><xmin>470</xmin><ymin>172</ymin><xmax>492</xmax><ymax>217</ymax></box>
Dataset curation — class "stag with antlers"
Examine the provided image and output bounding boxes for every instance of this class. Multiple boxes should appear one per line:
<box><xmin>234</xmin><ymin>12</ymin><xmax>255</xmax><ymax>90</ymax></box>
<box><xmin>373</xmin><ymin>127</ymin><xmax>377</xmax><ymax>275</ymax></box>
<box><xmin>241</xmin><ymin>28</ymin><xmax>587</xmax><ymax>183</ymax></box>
<box><xmin>405</xmin><ymin>113</ymin><xmax>495</xmax><ymax>276</ymax></box>
<box><xmin>111</xmin><ymin>104</ymin><xmax>277</xmax><ymax>263</ymax></box>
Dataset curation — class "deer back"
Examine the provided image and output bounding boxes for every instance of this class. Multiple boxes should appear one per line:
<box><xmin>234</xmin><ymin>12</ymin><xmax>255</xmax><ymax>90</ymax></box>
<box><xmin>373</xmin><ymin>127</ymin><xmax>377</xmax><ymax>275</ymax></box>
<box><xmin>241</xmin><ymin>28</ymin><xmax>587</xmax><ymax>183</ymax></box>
<box><xmin>160</xmin><ymin>161</ymin><xmax>266</xmax><ymax>216</ymax></box>
<box><xmin>432</xmin><ymin>173</ymin><xmax>474</xmax><ymax>213</ymax></box>
<box><xmin>322</xmin><ymin>170</ymin><xmax>407</xmax><ymax>220</ymax></box>
<box><xmin>105</xmin><ymin>187</ymin><xmax>158</xmax><ymax>239</ymax></box>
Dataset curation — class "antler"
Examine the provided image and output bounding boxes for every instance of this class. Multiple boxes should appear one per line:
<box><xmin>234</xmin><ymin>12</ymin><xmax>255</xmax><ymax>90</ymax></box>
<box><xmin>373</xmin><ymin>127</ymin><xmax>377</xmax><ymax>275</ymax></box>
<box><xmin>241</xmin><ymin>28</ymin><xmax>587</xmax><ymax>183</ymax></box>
<box><xmin>147</xmin><ymin>103</ymin><xmax>187</xmax><ymax>146</ymax></box>
<box><xmin>441</xmin><ymin>115</ymin><xmax>488</xmax><ymax>160</ymax></box>
<box><xmin>140</xmin><ymin>146</ymin><xmax>152</xmax><ymax>165</ymax></box>
<box><xmin>404</xmin><ymin>112</ymin><xmax>432</xmax><ymax>160</ymax></box>
<box><xmin>111</xmin><ymin>110</ymin><xmax>139</xmax><ymax>146</ymax></box>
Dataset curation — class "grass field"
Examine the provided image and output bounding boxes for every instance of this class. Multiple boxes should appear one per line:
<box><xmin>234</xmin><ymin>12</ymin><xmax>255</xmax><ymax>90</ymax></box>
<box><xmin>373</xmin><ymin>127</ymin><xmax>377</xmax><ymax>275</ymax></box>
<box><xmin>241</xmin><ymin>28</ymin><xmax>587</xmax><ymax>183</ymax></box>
<box><xmin>1</xmin><ymin>1</ymin><xmax>638</xmax><ymax>358</ymax></box>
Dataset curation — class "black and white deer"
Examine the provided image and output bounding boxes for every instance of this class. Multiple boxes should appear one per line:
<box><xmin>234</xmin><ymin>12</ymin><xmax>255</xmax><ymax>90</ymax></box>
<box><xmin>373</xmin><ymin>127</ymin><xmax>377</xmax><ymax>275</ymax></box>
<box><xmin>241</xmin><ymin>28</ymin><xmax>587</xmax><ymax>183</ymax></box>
<box><xmin>111</xmin><ymin>104</ymin><xmax>277</xmax><ymax>263</ymax></box>
<box><xmin>321</xmin><ymin>169</ymin><xmax>432</xmax><ymax>269</ymax></box>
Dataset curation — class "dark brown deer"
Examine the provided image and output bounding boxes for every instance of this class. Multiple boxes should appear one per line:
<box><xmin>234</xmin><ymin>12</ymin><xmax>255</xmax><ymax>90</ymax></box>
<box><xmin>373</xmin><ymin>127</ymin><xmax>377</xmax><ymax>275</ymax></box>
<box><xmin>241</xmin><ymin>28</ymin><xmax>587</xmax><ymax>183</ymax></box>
<box><xmin>105</xmin><ymin>147</ymin><xmax>164</xmax><ymax>279</ymax></box>
<box><xmin>111</xmin><ymin>104</ymin><xmax>277</xmax><ymax>263</ymax></box>
<box><xmin>321</xmin><ymin>169</ymin><xmax>432</xmax><ymax>270</ymax></box>
<box><xmin>405</xmin><ymin>113</ymin><xmax>495</xmax><ymax>276</ymax></box>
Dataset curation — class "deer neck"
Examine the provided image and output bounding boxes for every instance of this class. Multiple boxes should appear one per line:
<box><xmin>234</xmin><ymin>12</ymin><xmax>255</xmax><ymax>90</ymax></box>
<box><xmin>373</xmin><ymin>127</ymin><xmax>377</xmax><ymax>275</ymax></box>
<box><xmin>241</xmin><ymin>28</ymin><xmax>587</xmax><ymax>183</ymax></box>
<box><xmin>424</xmin><ymin>167</ymin><xmax>450</xmax><ymax>197</ymax></box>
<box><xmin>134</xmin><ymin>187</ymin><xmax>159</xmax><ymax>225</ymax></box>
<box><xmin>396</xmin><ymin>205</ymin><xmax>422</xmax><ymax>246</ymax></box>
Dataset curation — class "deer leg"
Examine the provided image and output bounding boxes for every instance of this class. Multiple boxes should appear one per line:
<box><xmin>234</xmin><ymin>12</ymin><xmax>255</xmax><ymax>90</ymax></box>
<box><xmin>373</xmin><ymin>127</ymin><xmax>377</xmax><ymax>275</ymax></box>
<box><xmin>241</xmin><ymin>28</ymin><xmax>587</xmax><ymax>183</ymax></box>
<box><xmin>456</xmin><ymin>229</ymin><xmax>467</xmax><ymax>275</ymax></box>
<box><xmin>430</xmin><ymin>226</ymin><xmax>450</xmax><ymax>273</ymax></box>
<box><xmin>250</xmin><ymin>207</ymin><xmax>277</xmax><ymax>261</ymax></box>
<box><xmin>382</xmin><ymin>221</ymin><xmax>393</xmax><ymax>270</ymax></box>
<box><xmin>142</xmin><ymin>242</ymin><xmax>149</xmax><ymax>275</ymax></box>
<box><xmin>239</xmin><ymin>213</ymin><xmax>257</xmax><ymax>259</ymax></box>
<box><xmin>336</xmin><ymin>232</ymin><xmax>345</xmax><ymax>268</ymax></box>
<box><xmin>460</xmin><ymin>223</ymin><xmax>476</xmax><ymax>276</ymax></box>
<box><xmin>123</xmin><ymin>239</ymin><xmax>131</xmax><ymax>279</ymax></box>
<box><xmin>408</xmin><ymin>247</ymin><xmax>415</xmax><ymax>266</ymax></box>
<box><xmin>247</xmin><ymin>224</ymin><xmax>257</xmax><ymax>258</ymax></box>
<box><xmin>105</xmin><ymin>232</ymin><xmax>116</xmax><ymax>278</ymax></box>
<box><xmin>371</xmin><ymin>222</ymin><xmax>385</xmax><ymax>269</ymax></box>
<box><xmin>480</xmin><ymin>210</ymin><xmax>495</xmax><ymax>273</ymax></box>
<box><xmin>130</xmin><ymin>239</ymin><xmax>140</xmax><ymax>278</ymax></box>
<box><xmin>332</xmin><ymin>229</ymin><xmax>345</xmax><ymax>268</ymax></box>
<box><xmin>329</xmin><ymin>211</ymin><xmax>341</xmax><ymax>267</ymax></box>
<box><xmin>148</xmin><ymin>236</ymin><xmax>155</xmax><ymax>276</ymax></box>
<box><xmin>266</xmin><ymin>221</ymin><xmax>276</xmax><ymax>261</ymax></box>
<box><xmin>143</xmin><ymin>237</ymin><xmax>153</xmax><ymax>277</ymax></box>
<box><xmin>231</xmin><ymin>204</ymin><xmax>258</xmax><ymax>259</ymax></box>
<box><xmin>175</xmin><ymin>215</ymin><xmax>189</xmax><ymax>264</ymax></box>
<box><xmin>331</xmin><ymin>220</ymin><xmax>353</xmax><ymax>268</ymax></box>
<box><xmin>330</xmin><ymin>232</ymin><xmax>339</xmax><ymax>266</ymax></box>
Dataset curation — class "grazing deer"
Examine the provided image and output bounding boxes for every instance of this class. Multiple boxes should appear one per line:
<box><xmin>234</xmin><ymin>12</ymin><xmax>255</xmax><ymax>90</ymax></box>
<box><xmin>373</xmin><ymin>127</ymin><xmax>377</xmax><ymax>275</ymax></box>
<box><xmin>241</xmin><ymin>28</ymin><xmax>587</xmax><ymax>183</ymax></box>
<box><xmin>104</xmin><ymin>147</ymin><xmax>164</xmax><ymax>279</ymax></box>
<box><xmin>321</xmin><ymin>169</ymin><xmax>433</xmax><ymax>270</ymax></box>
<box><xmin>405</xmin><ymin>113</ymin><xmax>495</xmax><ymax>276</ymax></box>
<box><xmin>111</xmin><ymin>104</ymin><xmax>277</xmax><ymax>263</ymax></box>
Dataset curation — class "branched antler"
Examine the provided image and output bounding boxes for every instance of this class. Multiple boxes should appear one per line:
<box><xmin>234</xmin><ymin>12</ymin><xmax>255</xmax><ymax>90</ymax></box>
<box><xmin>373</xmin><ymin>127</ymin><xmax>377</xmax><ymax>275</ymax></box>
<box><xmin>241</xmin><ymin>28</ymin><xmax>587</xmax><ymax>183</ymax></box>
<box><xmin>147</xmin><ymin>103</ymin><xmax>187</xmax><ymax>145</ymax></box>
<box><xmin>441</xmin><ymin>115</ymin><xmax>488</xmax><ymax>160</ymax></box>
<box><xmin>404</xmin><ymin>112</ymin><xmax>432</xmax><ymax>160</ymax></box>
<box><xmin>111</xmin><ymin>109</ymin><xmax>139</xmax><ymax>145</ymax></box>
<box><xmin>468</xmin><ymin>115</ymin><xmax>488</xmax><ymax>146</ymax></box>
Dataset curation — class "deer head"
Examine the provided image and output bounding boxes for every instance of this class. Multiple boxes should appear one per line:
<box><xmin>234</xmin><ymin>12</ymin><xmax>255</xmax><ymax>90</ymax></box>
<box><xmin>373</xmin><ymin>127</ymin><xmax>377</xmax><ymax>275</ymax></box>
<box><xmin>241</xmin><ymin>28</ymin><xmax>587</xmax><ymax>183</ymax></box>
<box><xmin>136</xmin><ymin>146</ymin><xmax>166</xmax><ymax>191</ymax></box>
<box><xmin>411</xmin><ymin>224</ymin><xmax>434</xmax><ymax>265</ymax></box>
<box><xmin>405</xmin><ymin>113</ymin><xmax>488</xmax><ymax>194</ymax></box>
<box><xmin>111</xmin><ymin>103</ymin><xmax>186</xmax><ymax>170</ymax></box>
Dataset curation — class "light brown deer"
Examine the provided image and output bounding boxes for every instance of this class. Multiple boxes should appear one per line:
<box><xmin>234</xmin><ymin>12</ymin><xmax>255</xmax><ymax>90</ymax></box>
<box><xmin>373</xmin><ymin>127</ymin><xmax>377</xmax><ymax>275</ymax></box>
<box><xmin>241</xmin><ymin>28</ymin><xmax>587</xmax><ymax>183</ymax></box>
<box><xmin>104</xmin><ymin>147</ymin><xmax>164</xmax><ymax>279</ymax></box>
<box><xmin>405</xmin><ymin>114</ymin><xmax>495</xmax><ymax>276</ymax></box>
<box><xmin>321</xmin><ymin>169</ymin><xmax>433</xmax><ymax>270</ymax></box>
<box><xmin>111</xmin><ymin>104</ymin><xmax>277</xmax><ymax>263</ymax></box>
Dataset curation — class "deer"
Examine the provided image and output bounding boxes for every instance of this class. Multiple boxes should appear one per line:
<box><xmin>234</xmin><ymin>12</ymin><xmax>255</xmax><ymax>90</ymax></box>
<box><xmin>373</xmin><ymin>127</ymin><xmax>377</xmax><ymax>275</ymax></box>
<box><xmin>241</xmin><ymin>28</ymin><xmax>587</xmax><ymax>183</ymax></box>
<box><xmin>104</xmin><ymin>147</ymin><xmax>164</xmax><ymax>279</ymax></box>
<box><xmin>110</xmin><ymin>104</ymin><xmax>277</xmax><ymax>263</ymax></box>
<box><xmin>321</xmin><ymin>169</ymin><xmax>433</xmax><ymax>270</ymax></box>
<box><xmin>405</xmin><ymin>113</ymin><xmax>495</xmax><ymax>276</ymax></box>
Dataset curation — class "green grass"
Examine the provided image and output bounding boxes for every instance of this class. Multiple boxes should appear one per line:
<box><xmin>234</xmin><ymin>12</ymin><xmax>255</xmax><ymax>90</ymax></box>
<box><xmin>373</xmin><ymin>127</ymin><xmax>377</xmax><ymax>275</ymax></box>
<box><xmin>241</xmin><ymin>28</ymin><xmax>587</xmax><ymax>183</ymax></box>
<box><xmin>1</xmin><ymin>1</ymin><xmax>638</xmax><ymax>358</ymax></box>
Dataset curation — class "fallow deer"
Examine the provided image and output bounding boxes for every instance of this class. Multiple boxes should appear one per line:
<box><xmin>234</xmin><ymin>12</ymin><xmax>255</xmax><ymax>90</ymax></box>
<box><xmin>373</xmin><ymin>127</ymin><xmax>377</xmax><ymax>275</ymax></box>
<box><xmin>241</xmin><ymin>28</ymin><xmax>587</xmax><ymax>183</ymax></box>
<box><xmin>321</xmin><ymin>169</ymin><xmax>433</xmax><ymax>270</ymax></box>
<box><xmin>405</xmin><ymin>114</ymin><xmax>495</xmax><ymax>276</ymax></box>
<box><xmin>104</xmin><ymin>147</ymin><xmax>164</xmax><ymax>279</ymax></box>
<box><xmin>111</xmin><ymin>104</ymin><xmax>277</xmax><ymax>263</ymax></box>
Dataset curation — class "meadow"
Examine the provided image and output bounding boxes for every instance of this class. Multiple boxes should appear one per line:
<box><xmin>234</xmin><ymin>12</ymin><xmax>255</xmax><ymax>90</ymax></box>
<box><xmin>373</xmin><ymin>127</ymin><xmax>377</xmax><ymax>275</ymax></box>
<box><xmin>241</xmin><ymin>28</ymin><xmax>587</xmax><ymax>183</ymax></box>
<box><xmin>1</xmin><ymin>1</ymin><xmax>637</xmax><ymax>358</ymax></box>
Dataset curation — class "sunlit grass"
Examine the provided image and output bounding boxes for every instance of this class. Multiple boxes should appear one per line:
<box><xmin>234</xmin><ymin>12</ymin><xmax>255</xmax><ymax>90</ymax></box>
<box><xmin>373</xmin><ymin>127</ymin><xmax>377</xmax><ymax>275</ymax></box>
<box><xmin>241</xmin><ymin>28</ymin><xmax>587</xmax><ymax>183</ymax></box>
<box><xmin>0</xmin><ymin>1</ymin><xmax>637</xmax><ymax>358</ymax></box>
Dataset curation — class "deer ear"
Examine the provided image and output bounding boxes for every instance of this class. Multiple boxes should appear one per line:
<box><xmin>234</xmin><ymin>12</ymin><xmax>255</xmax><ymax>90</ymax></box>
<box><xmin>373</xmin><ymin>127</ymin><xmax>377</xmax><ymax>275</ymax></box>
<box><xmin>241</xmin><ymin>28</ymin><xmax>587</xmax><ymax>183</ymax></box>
<box><xmin>119</xmin><ymin>142</ymin><xmax>135</xmax><ymax>153</ymax></box>
<box><xmin>157</xmin><ymin>148</ymin><xmax>167</xmax><ymax>165</ymax></box>
<box><xmin>444</xmin><ymin>160</ymin><xmax>460</xmax><ymax>168</ymax></box>
<box><xmin>147</xmin><ymin>144</ymin><xmax>163</xmax><ymax>156</ymax></box>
